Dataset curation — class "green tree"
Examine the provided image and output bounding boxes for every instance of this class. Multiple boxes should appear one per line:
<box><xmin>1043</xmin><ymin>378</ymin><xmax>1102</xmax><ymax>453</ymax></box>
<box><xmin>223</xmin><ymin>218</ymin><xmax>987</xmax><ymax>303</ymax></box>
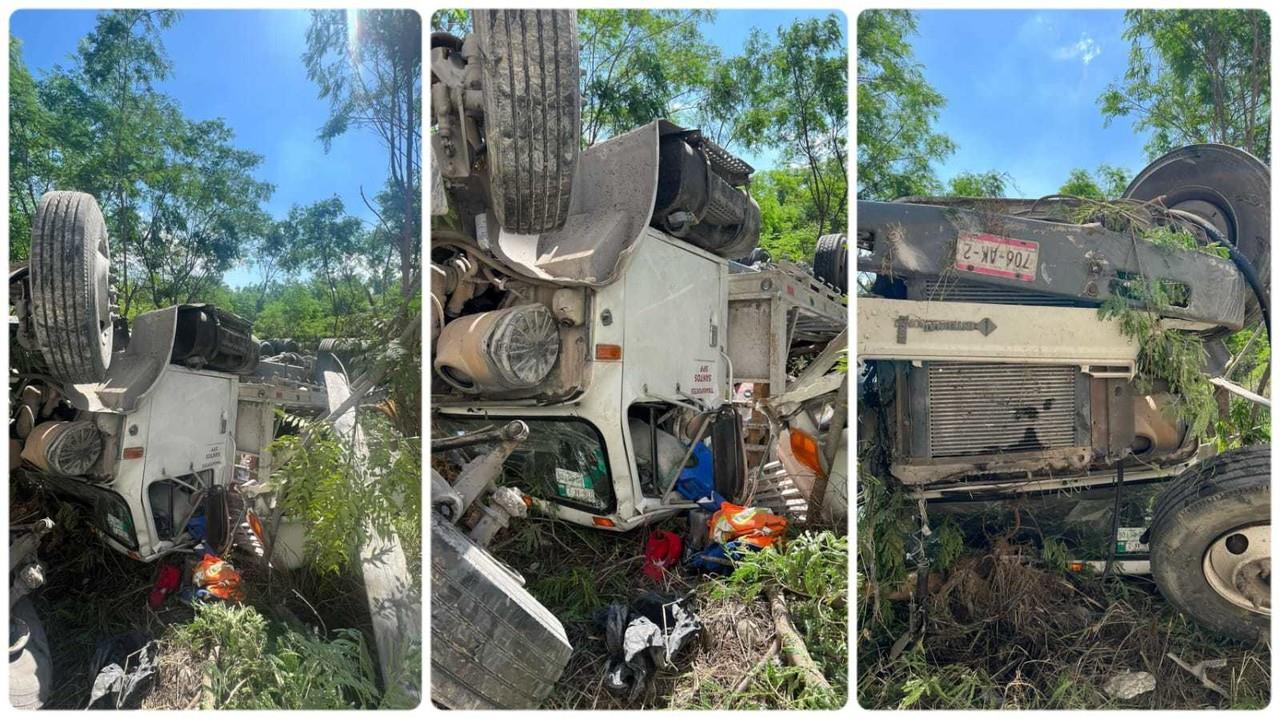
<box><xmin>742</xmin><ymin>14</ymin><xmax>848</xmax><ymax>237</ymax></box>
<box><xmin>578</xmin><ymin>10</ymin><xmax>718</xmax><ymax>145</ymax></box>
<box><xmin>74</xmin><ymin>9</ymin><xmax>180</xmax><ymax>315</ymax></box>
<box><xmin>304</xmin><ymin>9</ymin><xmax>421</xmax><ymax>298</ymax></box>
<box><xmin>270</xmin><ymin>198</ymin><xmax>367</xmax><ymax>333</ymax></box>
<box><xmin>754</xmin><ymin>167</ymin><xmax>822</xmax><ymax>261</ymax></box>
<box><xmin>8</xmin><ymin>37</ymin><xmax>55</xmax><ymax>261</ymax></box>
<box><xmin>944</xmin><ymin>170</ymin><xmax>1011</xmax><ymax>198</ymax></box>
<box><xmin>1057</xmin><ymin>164</ymin><xmax>1130</xmax><ymax>200</ymax></box>
<box><xmin>428</xmin><ymin>9</ymin><xmax>468</xmax><ymax>35</ymax></box>
<box><xmin>857</xmin><ymin>10</ymin><xmax>954</xmax><ymax>200</ymax></box>
<box><xmin>1100</xmin><ymin>10</ymin><xmax>1270</xmax><ymax>161</ymax></box>
<box><xmin>1058</xmin><ymin>169</ymin><xmax>1104</xmax><ymax>199</ymax></box>
<box><xmin>136</xmin><ymin>117</ymin><xmax>273</xmax><ymax>307</ymax></box>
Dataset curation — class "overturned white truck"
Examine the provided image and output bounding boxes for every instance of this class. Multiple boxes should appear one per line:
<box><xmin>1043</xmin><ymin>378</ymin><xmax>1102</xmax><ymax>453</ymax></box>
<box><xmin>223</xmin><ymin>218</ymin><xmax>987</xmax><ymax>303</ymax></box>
<box><xmin>429</xmin><ymin>9</ymin><xmax>848</xmax><ymax>709</ymax></box>
<box><xmin>857</xmin><ymin>144</ymin><xmax>1270</xmax><ymax>644</ymax></box>
<box><xmin>8</xmin><ymin>191</ymin><xmax>415</xmax><ymax>707</ymax></box>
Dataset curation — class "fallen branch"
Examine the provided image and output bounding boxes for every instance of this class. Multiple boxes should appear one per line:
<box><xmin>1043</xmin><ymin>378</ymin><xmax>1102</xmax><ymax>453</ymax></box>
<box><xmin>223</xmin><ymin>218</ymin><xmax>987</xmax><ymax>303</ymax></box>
<box><xmin>764</xmin><ymin>585</ymin><xmax>832</xmax><ymax>694</ymax></box>
<box><xmin>729</xmin><ymin>639</ymin><xmax>781</xmax><ymax>696</ymax></box>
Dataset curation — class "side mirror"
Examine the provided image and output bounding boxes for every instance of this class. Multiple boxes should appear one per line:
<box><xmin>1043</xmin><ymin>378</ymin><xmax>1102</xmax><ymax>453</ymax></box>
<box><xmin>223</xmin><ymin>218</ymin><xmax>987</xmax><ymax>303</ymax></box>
<box><xmin>709</xmin><ymin>405</ymin><xmax>746</xmax><ymax>503</ymax></box>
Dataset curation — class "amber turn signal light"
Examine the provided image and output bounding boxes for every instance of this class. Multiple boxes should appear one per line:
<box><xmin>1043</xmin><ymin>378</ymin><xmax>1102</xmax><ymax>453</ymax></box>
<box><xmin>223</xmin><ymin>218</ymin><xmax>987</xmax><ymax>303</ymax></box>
<box><xmin>595</xmin><ymin>344</ymin><xmax>623</xmax><ymax>361</ymax></box>
<box><xmin>789</xmin><ymin>429</ymin><xmax>824</xmax><ymax>476</ymax></box>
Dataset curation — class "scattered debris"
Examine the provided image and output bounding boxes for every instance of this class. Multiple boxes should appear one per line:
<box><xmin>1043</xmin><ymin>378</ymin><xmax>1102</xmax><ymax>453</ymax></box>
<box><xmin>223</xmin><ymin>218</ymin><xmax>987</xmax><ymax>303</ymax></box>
<box><xmin>88</xmin><ymin>631</ymin><xmax>157</xmax><ymax>709</ymax></box>
<box><xmin>596</xmin><ymin>592</ymin><xmax>702</xmax><ymax>699</ymax></box>
<box><xmin>148</xmin><ymin>564</ymin><xmax>183</xmax><ymax>609</ymax></box>
<box><xmin>1103</xmin><ymin>671</ymin><xmax>1157</xmax><ymax>700</ymax></box>
<box><xmin>642</xmin><ymin>530</ymin><xmax>683</xmax><ymax>582</ymax></box>
<box><xmin>191</xmin><ymin>553</ymin><xmax>245</xmax><ymax>602</ymax></box>
<box><xmin>1167</xmin><ymin>653</ymin><xmax>1231</xmax><ymax>699</ymax></box>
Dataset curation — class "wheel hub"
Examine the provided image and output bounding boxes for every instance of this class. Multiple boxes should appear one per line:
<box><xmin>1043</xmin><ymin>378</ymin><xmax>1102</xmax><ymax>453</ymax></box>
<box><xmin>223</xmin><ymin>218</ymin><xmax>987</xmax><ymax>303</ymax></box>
<box><xmin>1203</xmin><ymin>524</ymin><xmax>1270</xmax><ymax>615</ymax></box>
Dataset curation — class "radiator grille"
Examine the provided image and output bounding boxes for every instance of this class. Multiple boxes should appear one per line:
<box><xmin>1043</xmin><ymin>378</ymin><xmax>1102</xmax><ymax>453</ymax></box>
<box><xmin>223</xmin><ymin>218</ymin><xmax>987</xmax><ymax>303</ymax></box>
<box><xmin>928</xmin><ymin>363</ymin><xmax>1079</xmax><ymax>457</ymax></box>
<box><xmin>921</xmin><ymin>279</ymin><xmax>1084</xmax><ymax>307</ymax></box>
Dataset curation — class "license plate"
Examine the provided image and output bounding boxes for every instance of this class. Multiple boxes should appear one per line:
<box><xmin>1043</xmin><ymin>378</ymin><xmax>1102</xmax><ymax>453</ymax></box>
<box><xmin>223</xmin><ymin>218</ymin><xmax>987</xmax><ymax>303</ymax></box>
<box><xmin>954</xmin><ymin>233</ymin><xmax>1039</xmax><ymax>282</ymax></box>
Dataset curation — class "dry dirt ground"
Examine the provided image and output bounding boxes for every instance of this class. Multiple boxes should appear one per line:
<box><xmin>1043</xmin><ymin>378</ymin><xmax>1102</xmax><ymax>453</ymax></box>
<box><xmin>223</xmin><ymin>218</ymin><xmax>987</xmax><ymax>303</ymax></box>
<box><xmin>856</xmin><ymin>537</ymin><xmax>1271</xmax><ymax>709</ymax></box>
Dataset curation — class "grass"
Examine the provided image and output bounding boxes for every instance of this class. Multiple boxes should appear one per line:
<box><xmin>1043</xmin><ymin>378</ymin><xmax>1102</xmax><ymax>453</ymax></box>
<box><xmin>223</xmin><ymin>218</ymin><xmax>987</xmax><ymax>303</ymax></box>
<box><xmin>166</xmin><ymin>602</ymin><xmax>380</xmax><ymax>709</ymax></box>
<box><xmin>856</xmin><ymin>532</ymin><xmax>1271</xmax><ymax>710</ymax></box>
<box><xmin>486</xmin><ymin>514</ymin><xmax>850</xmax><ymax>709</ymax></box>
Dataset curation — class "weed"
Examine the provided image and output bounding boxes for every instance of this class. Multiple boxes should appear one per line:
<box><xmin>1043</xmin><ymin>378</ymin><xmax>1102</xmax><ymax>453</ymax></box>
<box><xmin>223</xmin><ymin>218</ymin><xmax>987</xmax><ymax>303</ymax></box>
<box><xmin>709</xmin><ymin>531</ymin><xmax>849</xmax><ymax>707</ymax></box>
<box><xmin>269</xmin><ymin>414</ymin><xmax>420</xmax><ymax>577</ymax></box>
<box><xmin>1040</xmin><ymin>536</ymin><xmax>1070</xmax><ymax>572</ymax></box>
<box><xmin>857</xmin><ymin>534</ymin><xmax>1272</xmax><ymax>709</ymax></box>
<box><xmin>171</xmin><ymin>602</ymin><xmax>380</xmax><ymax>709</ymax></box>
<box><xmin>1099</xmin><ymin>283</ymin><xmax>1218</xmax><ymax>438</ymax></box>
<box><xmin>933</xmin><ymin>517</ymin><xmax>964</xmax><ymax>571</ymax></box>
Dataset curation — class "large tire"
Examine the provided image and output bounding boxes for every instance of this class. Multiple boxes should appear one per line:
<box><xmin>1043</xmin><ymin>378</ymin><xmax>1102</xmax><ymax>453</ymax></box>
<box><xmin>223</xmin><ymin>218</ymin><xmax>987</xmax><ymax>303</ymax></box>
<box><xmin>1124</xmin><ymin>145</ymin><xmax>1270</xmax><ymax>330</ymax></box>
<box><xmin>472</xmin><ymin>10</ymin><xmax>580</xmax><ymax>235</ymax></box>
<box><xmin>430</xmin><ymin>514</ymin><xmax>572</xmax><ymax>708</ymax></box>
<box><xmin>813</xmin><ymin>233</ymin><xmax>848</xmax><ymax>293</ymax></box>
<box><xmin>1149</xmin><ymin>445</ymin><xmax>1270</xmax><ymax>643</ymax></box>
<box><xmin>30</xmin><ymin>191</ymin><xmax>113</xmax><ymax>383</ymax></box>
<box><xmin>9</xmin><ymin>598</ymin><xmax>52</xmax><ymax>709</ymax></box>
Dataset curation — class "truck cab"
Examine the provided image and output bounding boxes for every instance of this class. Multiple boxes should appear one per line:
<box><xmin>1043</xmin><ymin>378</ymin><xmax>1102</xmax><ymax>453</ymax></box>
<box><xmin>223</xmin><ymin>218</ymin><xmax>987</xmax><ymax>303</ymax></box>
<box><xmin>431</xmin><ymin>121</ymin><xmax>848</xmax><ymax>530</ymax></box>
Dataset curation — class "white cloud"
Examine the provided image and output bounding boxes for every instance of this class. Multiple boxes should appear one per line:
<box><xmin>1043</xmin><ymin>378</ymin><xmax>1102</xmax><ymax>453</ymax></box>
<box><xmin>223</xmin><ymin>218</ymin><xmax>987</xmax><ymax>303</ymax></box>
<box><xmin>1054</xmin><ymin>33</ymin><xmax>1101</xmax><ymax>65</ymax></box>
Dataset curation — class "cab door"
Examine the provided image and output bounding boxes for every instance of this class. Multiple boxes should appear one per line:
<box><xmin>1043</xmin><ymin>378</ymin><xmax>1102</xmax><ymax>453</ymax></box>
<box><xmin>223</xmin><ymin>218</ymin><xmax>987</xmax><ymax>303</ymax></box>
<box><xmin>620</xmin><ymin>230</ymin><xmax>729</xmax><ymax>405</ymax></box>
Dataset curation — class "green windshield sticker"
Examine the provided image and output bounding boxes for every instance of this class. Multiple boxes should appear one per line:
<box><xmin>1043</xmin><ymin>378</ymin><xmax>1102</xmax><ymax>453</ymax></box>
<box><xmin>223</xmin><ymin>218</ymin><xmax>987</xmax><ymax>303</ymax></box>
<box><xmin>555</xmin><ymin>467</ymin><xmax>596</xmax><ymax>501</ymax></box>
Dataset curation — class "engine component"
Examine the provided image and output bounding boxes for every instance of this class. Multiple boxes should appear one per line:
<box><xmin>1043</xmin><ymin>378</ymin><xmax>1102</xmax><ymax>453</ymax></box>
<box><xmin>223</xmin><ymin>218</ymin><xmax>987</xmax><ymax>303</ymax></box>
<box><xmin>469</xmin><ymin>486</ymin><xmax>529</xmax><ymax>547</ymax></box>
<box><xmin>171</xmin><ymin>305</ymin><xmax>259</xmax><ymax>374</ymax></box>
<box><xmin>653</xmin><ymin>132</ymin><xmax>760</xmax><ymax>259</ymax></box>
<box><xmin>918</xmin><ymin>363</ymin><xmax>1083</xmax><ymax>458</ymax></box>
<box><xmin>551</xmin><ymin>288</ymin><xmax>586</xmax><ymax>326</ymax></box>
<box><xmin>434</xmin><ymin>304</ymin><xmax>561</xmax><ymax>393</ymax></box>
<box><xmin>20</xmin><ymin>421</ymin><xmax>104</xmax><ymax>476</ymax></box>
<box><xmin>1132</xmin><ymin>392</ymin><xmax>1186</xmax><ymax>457</ymax></box>
<box><xmin>16</xmin><ymin>406</ymin><xmax>36</xmax><ymax>440</ymax></box>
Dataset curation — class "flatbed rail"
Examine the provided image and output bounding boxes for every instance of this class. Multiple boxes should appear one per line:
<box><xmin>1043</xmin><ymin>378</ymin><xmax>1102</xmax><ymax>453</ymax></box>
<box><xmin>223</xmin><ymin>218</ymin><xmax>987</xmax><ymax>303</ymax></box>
<box><xmin>726</xmin><ymin>261</ymin><xmax>847</xmax><ymax>390</ymax></box>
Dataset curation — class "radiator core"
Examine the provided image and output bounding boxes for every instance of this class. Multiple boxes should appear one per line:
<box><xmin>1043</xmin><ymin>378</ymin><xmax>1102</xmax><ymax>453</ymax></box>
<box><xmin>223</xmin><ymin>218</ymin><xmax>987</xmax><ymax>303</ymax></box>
<box><xmin>927</xmin><ymin>363</ymin><xmax>1080</xmax><ymax>457</ymax></box>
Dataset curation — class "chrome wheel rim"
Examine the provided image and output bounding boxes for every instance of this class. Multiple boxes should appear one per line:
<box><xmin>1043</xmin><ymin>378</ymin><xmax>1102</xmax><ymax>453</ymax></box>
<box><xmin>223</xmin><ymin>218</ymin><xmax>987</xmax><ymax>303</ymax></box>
<box><xmin>1203</xmin><ymin>524</ymin><xmax>1270</xmax><ymax>615</ymax></box>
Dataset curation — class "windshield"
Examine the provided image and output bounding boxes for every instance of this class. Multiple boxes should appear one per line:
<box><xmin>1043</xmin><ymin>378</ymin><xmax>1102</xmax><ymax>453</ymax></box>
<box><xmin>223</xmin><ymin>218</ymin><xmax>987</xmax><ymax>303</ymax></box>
<box><xmin>432</xmin><ymin>415</ymin><xmax>615</xmax><ymax>513</ymax></box>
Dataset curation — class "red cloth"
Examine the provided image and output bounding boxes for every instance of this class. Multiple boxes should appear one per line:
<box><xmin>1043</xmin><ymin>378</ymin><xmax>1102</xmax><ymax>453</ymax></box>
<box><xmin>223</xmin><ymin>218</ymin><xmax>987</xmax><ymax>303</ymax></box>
<box><xmin>148</xmin><ymin>564</ymin><xmax>182</xmax><ymax>609</ymax></box>
<box><xmin>642</xmin><ymin>530</ymin><xmax>683</xmax><ymax>582</ymax></box>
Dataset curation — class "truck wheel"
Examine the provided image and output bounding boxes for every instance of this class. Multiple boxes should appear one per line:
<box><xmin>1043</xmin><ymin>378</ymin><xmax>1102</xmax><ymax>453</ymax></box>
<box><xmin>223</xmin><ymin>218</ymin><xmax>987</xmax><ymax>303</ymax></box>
<box><xmin>1149</xmin><ymin>445</ymin><xmax>1269</xmax><ymax>643</ymax></box>
<box><xmin>1124</xmin><ymin>145</ymin><xmax>1269</xmax><ymax>330</ymax></box>
<box><xmin>10</xmin><ymin>598</ymin><xmax>52</xmax><ymax>709</ymax></box>
<box><xmin>30</xmin><ymin>191</ymin><xmax>113</xmax><ymax>383</ymax></box>
<box><xmin>472</xmin><ymin>10</ymin><xmax>580</xmax><ymax>235</ymax></box>
<box><xmin>431</xmin><ymin>513</ymin><xmax>572</xmax><ymax>708</ymax></box>
<box><xmin>813</xmin><ymin>233</ymin><xmax>848</xmax><ymax>294</ymax></box>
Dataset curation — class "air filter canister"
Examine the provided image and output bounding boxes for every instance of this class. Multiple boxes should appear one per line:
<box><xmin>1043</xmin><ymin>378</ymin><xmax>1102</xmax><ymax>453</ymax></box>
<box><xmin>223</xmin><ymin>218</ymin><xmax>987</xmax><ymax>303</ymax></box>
<box><xmin>20</xmin><ymin>421</ymin><xmax>104</xmax><ymax>476</ymax></box>
<box><xmin>434</xmin><ymin>304</ymin><xmax>561</xmax><ymax>393</ymax></box>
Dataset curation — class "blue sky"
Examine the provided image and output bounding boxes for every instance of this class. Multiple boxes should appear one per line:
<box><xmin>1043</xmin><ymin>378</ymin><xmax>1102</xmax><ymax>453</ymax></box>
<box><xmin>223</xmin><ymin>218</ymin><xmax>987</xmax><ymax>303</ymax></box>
<box><xmin>910</xmin><ymin>10</ymin><xmax>1151</xmax><ymax>197</ymax></box>
<box><xmin>10</xmin><ymin>9</ymin><xmax>845</xmax><ymax>287</ymax></box>
<box><xmin>10</xmin><ymin>9</ymin><xmax>391</xmax><ymax>287</ymax></box>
